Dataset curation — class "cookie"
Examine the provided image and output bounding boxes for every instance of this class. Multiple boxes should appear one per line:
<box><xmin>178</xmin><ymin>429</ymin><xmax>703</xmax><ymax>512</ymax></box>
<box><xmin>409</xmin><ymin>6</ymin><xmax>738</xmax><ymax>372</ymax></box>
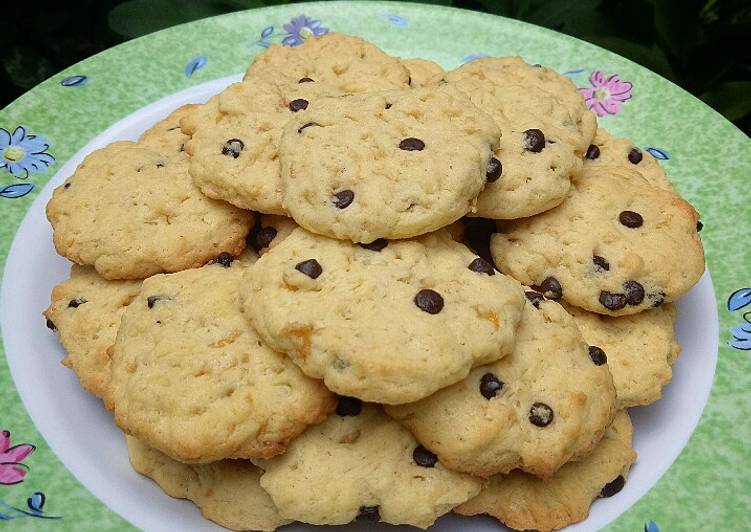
<box><xmin>244</xmin><ymin>33</ymin><xmax>410</xmax><ymax>93</ymax></box>
<box><xmin>401</xmin><ymin>58</ymin><xmax>445</xmax><ymax>87</ymax></box>
<box><xmin>564</xmin><ymin>302</ymin><xmax>681</xmax><ymax>408</ymax></box>
<box><xmin>245</xmin><ymin>214</ymin><xmax>298</xmax><ymax>255</ymax></box>
<box><xmin>138</xmin><ymin>104</ymin><xmax>196</xmax><ymax>162</ymax></box>
<box><xmin>449</xmin><ymin>56</ymin><xmax>593</xmax><ymax>116</ymax></box>
<box><xmin>254</xmin><ymin>403</ymin><xmax>481</xmax><ymax>527</ymax></box>
<box><xmin>456</xmin><ymin>410</ymin><xmax>637</xmax><ymax>532</ymax></box>
<box><xmin>445</xmin><ymin>57</ymin><xmax>596</xmax><ymax>219</ymax></box>
<box><xmin>43</xmin><ymin>265</ymin><xmax>141</xmax><ymax>399</ymax></box>
<box><xmin>108</xmin><ymin>262</ymin><xmax>337</xmax><ymax>462</ymax></box>
<box><xmin>46</xmin><ymin>141</ymin><xmax>253</xmax><ymax>280</ymax></box>
<box><xmin>386</xmin><ymin>295</ymin><xmax>616</xmax><ymax>478</ymax></box>
<box><xmin>492</xmin><ymin>165</ymin><xmax>705</xmax><ymax>316</ymax></box>
<box><xmin>184</xmin><ymin>79</ymin><xmax>343</xmax><ymax>213</ymax></box>
<box><xmin>279</xmin><ymin>86</ymin><xmax>500</xmax><ymax>242</ymax></box>
<box><xmin>241</xmin><ymin>228</ymin><xmax>525</xmax><ymax>404</ymax></box>
<box><xmin>584</xmin><ymin>128</ymin><xmax>675</xmax><ymax>192</ymax></box>
<box><xmin>126</xmin><ymin>436</ymin><xmax>289</xmax><ymax>531</ymax></box>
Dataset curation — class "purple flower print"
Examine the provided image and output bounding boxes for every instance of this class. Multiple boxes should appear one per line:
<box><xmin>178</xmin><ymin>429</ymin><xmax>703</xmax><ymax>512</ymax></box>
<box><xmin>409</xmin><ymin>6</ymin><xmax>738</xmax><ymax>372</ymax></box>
<box><xmin>579</xmin><ymin>70</ymin><xmax>633</xmax><ymax>117</ymax></box>
<box><xmin>282</xmin><ymin>16</ymin><xmax>328</xmax><ymax>46</ymax></box>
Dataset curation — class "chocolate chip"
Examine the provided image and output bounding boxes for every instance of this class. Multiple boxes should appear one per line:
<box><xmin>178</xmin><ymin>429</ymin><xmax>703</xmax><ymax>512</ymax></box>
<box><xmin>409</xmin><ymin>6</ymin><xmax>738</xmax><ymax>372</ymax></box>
<box><xmin>356</xmin><ymin>506</ymin><xmax>380</xmax><ymax>522</ymax></box>
<box><xmin>600</xmin><ymin>475</ymin><xmax>625</xmax><ymax>497</ymax></box>
<box><xmin>485</xmin><ymin>157</ymin><xmax>502</xmax><ymax>182</ymax></box>
<box><xmin>63</xmin><ymin>183</ymin><xmax>71</xmax><ymax>189</ymax></box>
<box><xmin>623</xmin><ymin>280</ymin><xmax>645</xmax><ymax>305</ymax></box>
<box><xmin>408</xmin><ymin>75</ymin><xmax>412</xmax><ymax>86</ymax></box>
<box><xmin>46</xmin><ymin>318</ymin><xmax>57</xmax><ymax>331</ymax></box>
<box><xmin>333</xmin><ymin>190</ymin><xmax>354</xmax><ymax>209</ymax></box>
<box><xmin>336</xmin><ymin>396</ymin><xmax>362</xmax><ymax>416</ymax></box>
<box><xmin>147</xmin><ymin>295</ymin><xmax>170</xmax><ymax>309</ymax></box>
<box><xmin>585</xmin><ymin>144</ymin><xmax>600</xmax><ymax>160</ymax></box>
<box><xmin>221</xmin><ymin>138</ymin><xmax>244</xmax><ymax>158</ymax></box>
<box><xmin>523</xmin><ymin>129</ymin><xmax>545</xmax><ymax>152</ymax></box>
<box><xmin>155</xmin><ymin>162</ymin><xmax>165</xmax><ymax>168</ymax></box>
<box><xmin>599</xmin><ymin>291</ymin><xmax>626</xmax><ymax>311</ymax></box>
<box><xmin>359</xmin><ymin>239</ymin><xmax>388</xmax><ymax>251</ymax></box>
<box><xmin>468</xmin><ymin>257</ymin><xmax>495</xmax><ymax>276</ymax></box>
<box><xmin>593</xmin><ymin>255</ymin><xmax>610</xmax><ymax>271</ymax></box>
<box><xmin>295</xmin><ymin>259</ymin><xmax>322</xmax><ymax>279</ymax></box>
<box><xmin>539</xmin><ymin>276</ymin><xmax>562</xmax><ymax>300</ymax></box>
<box><xmin>298</xmin><ymin>77</ymin><xmax>314</xmax><ymax>83</ymax></box>
<box><xmin>179</xmin><ymin>143</ymin><xmax>185</xmax><ymax>152</ymax></box>
<box><xmin>288</xmin><ymin>98</ymin><xmax>309</xmax><ymax>112</ymax></box>
<box><xmin>525</xmin><ymin>291</ymin><xmax>544</xmax><ymax>308</ymax></box>
<box><xmin>588</xmin><ymin>346</ymin><xmax>607</xmax><ymax>365</ymax></box>
<box><xmin>207</xmin><ymin>251</ymin><xmax>234</xmax><ymax>268</ymax></box>
<box><xmin>250</xmin><ymin>226</ymin><xmax>278</xmax><ymax>252</ymax></box>
<box><xmin>696</xmin><ymin>220</ymin><xmax>703</xmax><ymax>232</ymax></box>
<box><xmin>628</xmin><ymin>148</ymin><xmax>642</xmax><ymax>164</ymax></box>
<box><xmin>399</xmin><ymin>137</ymin><xmax>425</xmax><ymax>151</ymax></box>
<box><xmin>298</xmin><ymin>122</ymin><xmax>320</xmax><ymax>134</ymax></box>
<box><xmin>480</xmin><ymin>372</ymin><xmax>504</xmax><ymax>399</ymax></box>
<box><xmin>528</xmin><ymin>402</ymin><xmax>554</xmax><ymax>427</ymax></box>
<box><xmin>385</xmin><ymin>102</ymin><xmax>392</xmax><ymax>109</ymax></box>
<box><xmin>68</xmin><ymin>298</ymin><xmax>87</xmax><ymax>308</ymax></box>
<box><xmin>414</xmin><ymin>289</ymin><xmax>444</xmax><ymax>314</ymax></box>
<box><xmin>413</xmin><ymin>445</ymin><xmax>438</xmax><ymax>467</ymax></box>
<box><xmin>619</xmin><ymin>211</ymin><xmax>643</xmax><ymax>228</ymax></box>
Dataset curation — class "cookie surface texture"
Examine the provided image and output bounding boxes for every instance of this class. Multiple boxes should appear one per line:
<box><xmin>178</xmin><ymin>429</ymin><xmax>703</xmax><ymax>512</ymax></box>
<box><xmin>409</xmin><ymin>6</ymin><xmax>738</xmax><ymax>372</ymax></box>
<box><xmin>46</xmin><ymin>141</ymin><xmax>253</xmax><ymax>279</ymax></box>
<box><xmin>401</xmin><ymin>58</ymin><xmax>446</xmax><ymax>87</ymax></box>
<box><xmin>126</xmin><ymin>437</ymin><xmax>290</xmax><ymax>531</ymax></box>
<box><xmin>244</xmin><ymin>32</ymin><xmax>410</xmax><ymax>93</ymax></box>
<box><xmin>108</xmin><ymin>262</ymin><xmax>336</xmax><ymax>462</ymax></box>
<box><xmin>492</xmin><ymin>166</ymin><xmax>705</xmax><ymax>315</ymax></box>
<box><xmin>456</xmin><ymin>410</ymin><xmax>637</xmax><ymax>532</ymax></box>
<box><xmin>584</xmin><ymin>128</ymin><xmax>675</xmax><ymax>192</ymax></box>
<box><xmin>185</xmin><ymin>79</ymin><xmax>343</xmax><ymax>213</ymax></box>
<box><xmin>255</xmin><ymin>403</ymin><xmax>481</xmax><ymax>528</ymax></box>
<box><xmin>386</xmin><ymin>296</ymin><xmax>616</xmax><ymax>478</ymax></box>
<box><xmin>279</xmin><ymin>86</ymin><xmax>500</xmax><ymax>242</ymax></box>
<box><xmin>44</xmin><ymin>265</ymin><xmax>141</xmax><ymax>399</ymax></box>
<box><xmin>241</xmin><ymin>228</ymin><xmax>525</xmax><ymax>404</ymax></box>
<box><xmin>565</xmin><ymin>302</ymin><xmax>681</xmax><ymax>408</ymax></box>
<box><xmin>445</xmin><ymin>57</ymin><xmax>596</xmax><ymax>219</ymax></box>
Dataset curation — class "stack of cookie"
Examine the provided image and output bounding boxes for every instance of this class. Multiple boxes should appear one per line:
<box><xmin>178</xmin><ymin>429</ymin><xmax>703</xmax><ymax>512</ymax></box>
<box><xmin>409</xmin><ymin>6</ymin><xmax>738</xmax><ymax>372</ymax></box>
<box><xmin>44</xmin><ymin>32</ymin><xmax>704</xmax><ymax>532</ymax></box>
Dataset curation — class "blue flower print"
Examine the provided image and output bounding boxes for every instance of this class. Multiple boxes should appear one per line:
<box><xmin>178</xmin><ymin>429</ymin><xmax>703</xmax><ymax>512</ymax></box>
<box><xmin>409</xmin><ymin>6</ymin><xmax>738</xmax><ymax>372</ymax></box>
<box><xmin>282</xmin><ymin>16</ymin><xmax>328</xmax><ymax>46</ymax></box>
<box><xmin>0</xmin><ymin>127</ymin><xmax>55</xmax><ymax>179</ymax></box>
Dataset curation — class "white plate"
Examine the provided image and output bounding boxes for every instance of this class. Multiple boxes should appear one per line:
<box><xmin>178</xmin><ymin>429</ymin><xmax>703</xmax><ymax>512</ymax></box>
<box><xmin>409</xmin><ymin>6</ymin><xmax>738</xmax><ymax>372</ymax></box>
<box><xmin>0</xmin><ymin>76</ymin><xmax>719</xmax><ymax>531</ymax></box>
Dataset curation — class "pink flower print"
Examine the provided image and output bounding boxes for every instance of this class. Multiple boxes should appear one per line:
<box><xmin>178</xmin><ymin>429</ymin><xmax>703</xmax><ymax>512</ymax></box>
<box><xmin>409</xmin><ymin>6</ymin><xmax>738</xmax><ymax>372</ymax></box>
<box><xmin>0</xmin><ymin>430</ymin><xmax>35</xmax><ymax>485</ymax></box>
<box><xmin>579</xmin><ymin>70</ymin><xmax>633</xmax><ymax>117</ymax></box>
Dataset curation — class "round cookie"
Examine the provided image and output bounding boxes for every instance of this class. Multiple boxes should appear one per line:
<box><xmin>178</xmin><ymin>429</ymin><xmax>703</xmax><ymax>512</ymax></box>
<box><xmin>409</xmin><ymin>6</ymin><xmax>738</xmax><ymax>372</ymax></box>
<box><xmin>244</xmin><ymin>32</ymin><xmax>410</xmax><ymax>93</ymax></box>
<box><xmin>241</xmin><ymin>228</ymin><xmax>525</xmax><ymax>404</ymax></box>
<box><xmin>43</xmin><ymin>265</ymin><xmax>141</xmax><ymax>399</ymax></box>
<box><xmin>386</xmin><ymin>295</ymin><xmax>616</xmax><ymax>478</ymax></box>
<box><xmin>279</xmin><ymin>86</ymin><xmax>501</xmax><ymax>242</ymax></box>
<box><xmin>108</xmin><ymin>261</ymin><xmax>337</xmax><ymax>463</ymax></box>
<box><xmin>184</xmin><ymin>79</ymin><xmax>343</xmax><ymax>214</ymax></box>
<box><xmin>584</xmin><ymin>128</ymin><xmax>675</xmax><ymax>192</ymax></box>
<box><xmin>449</xmin><ymin>56</ymin><xmax>593</xmax><ymax>117</ymax></box>
<box><xmin>445</xmin><ymin>57</ymin><xmax>596</xmax><ymax>219</ymax></box>
<box><xmin>46</xmin><ymin>141</ymin><xmax>253</xmax><ymax>280</ymax></box>
<box><xmin>126</xmin><ymin>436</ymin><xmax>290</xmax><ymax>531</ymax></box>
<box><xmin>245</xmin><ymin>214</ymin><xmax>298</xmax><ymax>255</ymax></box>
<box><xmin>254</xmin><ymin>402</ymin><xmax>481</xmax><ymax>527</ymax></box>
<box><xmin>492</xmin><ymin>166</ymin><xmax>705</xmax><ymax>316</ymax></box>
<box><xmin>564</xmin><ymin>302</ymin><xmax>681</xmax><ymax>408</ymax></box>
<box><xmin>138</xmin><ymin>104</ymin><xmax>196</xmax><ymax>161</ymax></box>
<box><xmin>401</xmin><ymin>58</ymin><xmax>445</xmax><ymax>87</ymax></box>
<box><xmin>456</xmin><ymin>410</ymin><xmax>636</xmax><ymax>532</ymax></box>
